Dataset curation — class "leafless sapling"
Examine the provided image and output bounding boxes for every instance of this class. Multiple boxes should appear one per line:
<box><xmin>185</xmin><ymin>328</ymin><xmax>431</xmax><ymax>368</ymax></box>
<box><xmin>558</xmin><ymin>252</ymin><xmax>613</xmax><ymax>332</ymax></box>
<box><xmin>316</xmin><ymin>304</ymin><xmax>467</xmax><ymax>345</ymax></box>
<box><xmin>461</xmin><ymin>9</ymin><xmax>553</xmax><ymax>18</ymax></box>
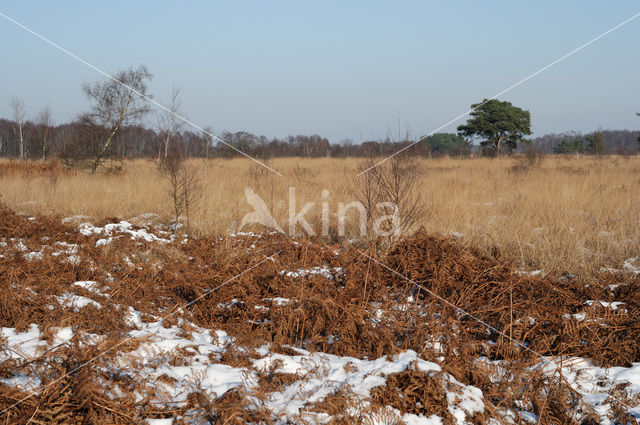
<box><xmin>158</xmin><ymin>148</ymin><xmax>203</xmax><ymax>237</ymax></box>
<box><xmin>157</xmin><ymin>85</ymin><xmax>183</xmax><ymax>160</ymax></box>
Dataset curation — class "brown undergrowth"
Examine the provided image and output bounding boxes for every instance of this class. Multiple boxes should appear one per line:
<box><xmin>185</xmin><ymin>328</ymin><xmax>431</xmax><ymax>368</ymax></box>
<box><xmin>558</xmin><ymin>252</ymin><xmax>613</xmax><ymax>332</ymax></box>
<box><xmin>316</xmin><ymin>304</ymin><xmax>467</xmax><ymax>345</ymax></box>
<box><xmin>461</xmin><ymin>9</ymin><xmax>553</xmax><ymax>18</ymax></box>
<box><xmin>0</xmin><ymin>207</ymin><xmax>638</xmax><ymax>423</ymax></box>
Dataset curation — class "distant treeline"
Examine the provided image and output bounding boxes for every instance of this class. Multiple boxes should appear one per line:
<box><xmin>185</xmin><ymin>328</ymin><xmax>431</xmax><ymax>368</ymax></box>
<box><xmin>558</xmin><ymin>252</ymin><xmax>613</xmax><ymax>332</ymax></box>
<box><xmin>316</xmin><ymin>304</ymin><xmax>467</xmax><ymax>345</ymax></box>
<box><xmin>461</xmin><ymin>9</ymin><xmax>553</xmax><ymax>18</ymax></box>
<box><xmin>0</xmin><ymin>117</ymin><xmax>637</xmax><ymax>161</ymax></box>
<box><xmin>526</xmin><ymin>130</ymin><xmax>640</xmax><ymax>155</ymax></box>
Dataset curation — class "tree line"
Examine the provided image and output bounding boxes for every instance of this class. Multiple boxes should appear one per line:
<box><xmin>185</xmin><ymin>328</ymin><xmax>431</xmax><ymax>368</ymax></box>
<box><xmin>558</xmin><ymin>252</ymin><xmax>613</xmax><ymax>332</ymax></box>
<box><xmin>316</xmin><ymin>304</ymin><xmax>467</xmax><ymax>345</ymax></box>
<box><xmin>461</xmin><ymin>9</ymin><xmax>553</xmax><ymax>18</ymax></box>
<box><xmin>1</xmin><ymin>66</ymin><xmax>638</xmax><ymax>169</ymax></box>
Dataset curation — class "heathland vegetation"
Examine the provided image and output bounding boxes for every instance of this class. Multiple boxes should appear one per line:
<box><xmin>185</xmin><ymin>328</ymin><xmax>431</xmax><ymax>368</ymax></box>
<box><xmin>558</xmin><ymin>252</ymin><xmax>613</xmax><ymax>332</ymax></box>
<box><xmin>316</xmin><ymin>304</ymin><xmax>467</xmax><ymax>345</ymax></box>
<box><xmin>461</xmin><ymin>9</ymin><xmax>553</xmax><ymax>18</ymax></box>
<box><xmin>0</xmin><ymin>66</ymin><xmax>638</xmax><ymax>280</ymax></box>
<box><xmin>1</xmin><ymin>156</ymin><xmax>639</xmax><ymax>283</ymax></box>
<box><xmin>2</xmin><ymin>65</ymin><xmax>640</xmax><ymax>424</ymax></box>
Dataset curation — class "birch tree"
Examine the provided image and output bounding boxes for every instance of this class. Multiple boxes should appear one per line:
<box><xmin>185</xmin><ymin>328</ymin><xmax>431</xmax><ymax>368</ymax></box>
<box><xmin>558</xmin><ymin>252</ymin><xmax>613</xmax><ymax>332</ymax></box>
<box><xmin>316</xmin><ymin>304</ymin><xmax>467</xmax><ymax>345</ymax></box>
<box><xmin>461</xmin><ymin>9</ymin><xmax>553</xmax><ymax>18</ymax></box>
<box><xmin>158</xmin><ymin>86</ymin><xmax>183</xmax><ymax>159</ymax></box>
<box><xmin>81</xmin><ymin>65</ymin><xmax>152</xmax><ymax>173</ymax></box>
<box><xmin>36</xmin><ymin>105</ymin><xmax>53</xmax><ymax>162</ymax></box>
<box><xmin>10</xmin><ymin>98</ymin><xmax>26</xmax><ymax>159</ymax></box>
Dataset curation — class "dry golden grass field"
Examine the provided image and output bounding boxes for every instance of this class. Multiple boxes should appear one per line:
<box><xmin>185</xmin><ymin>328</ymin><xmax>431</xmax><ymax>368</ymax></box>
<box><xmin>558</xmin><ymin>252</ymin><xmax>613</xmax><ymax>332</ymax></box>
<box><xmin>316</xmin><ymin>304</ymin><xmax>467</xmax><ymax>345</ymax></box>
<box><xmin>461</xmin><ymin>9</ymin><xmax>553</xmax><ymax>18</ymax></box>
<box><xmin>1</xmin><ymin>155</ymin><xmax>638</xmax><ymax>279</ymax></box>
<box><xmin>2</xmin><ymin>156</ymin><xmax>640</xmax><ymax>424</ymax></box>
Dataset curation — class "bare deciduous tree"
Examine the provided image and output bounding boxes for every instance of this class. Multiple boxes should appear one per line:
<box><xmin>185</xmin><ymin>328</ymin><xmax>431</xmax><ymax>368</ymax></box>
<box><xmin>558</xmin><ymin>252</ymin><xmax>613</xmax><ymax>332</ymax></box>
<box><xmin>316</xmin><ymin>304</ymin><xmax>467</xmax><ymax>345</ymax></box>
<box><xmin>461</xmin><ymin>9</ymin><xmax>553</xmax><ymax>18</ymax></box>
<box><xmin>158</xmin><ymin>85</ymin><xmax>183</xmax><ymax>160</ymax></box>
<box><xmin>10</xmin><ymin>98</ymin><xmax>26</xmax><ymax>160</ymax></box>
<box><xmin>82</xmin><ymin>65</ymin><xmax>152</xmax><ymax>173</ymax></box>
<box><xmin>158</xmin><ymin>148</ymin><xmax>202</xmax><ymax>237</ymax></box>
<box><xmin>36</xmin><ymin>105</ymin><xmax>53</xmax><ymax>162</ymax></box>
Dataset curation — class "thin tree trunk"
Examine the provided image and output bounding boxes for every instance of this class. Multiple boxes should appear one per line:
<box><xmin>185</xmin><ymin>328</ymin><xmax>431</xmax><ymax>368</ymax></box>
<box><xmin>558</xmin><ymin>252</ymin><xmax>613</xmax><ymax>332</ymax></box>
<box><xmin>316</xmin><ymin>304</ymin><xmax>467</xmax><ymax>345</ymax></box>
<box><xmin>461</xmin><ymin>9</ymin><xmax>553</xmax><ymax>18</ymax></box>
<box><xmin>18</xmin><ymin>121</ymin><xmax>24</xmax><ymax>160</ymax></box>
<box><xmin>91</xmin><ymin>127</ymin><xmax>119</xmax><ymax>174</ymax></box>
<box><xmin>164</xmin><ymin>114</ymin><xmax>174</xmax><ymax>159</ymax></box>
<box><xmin>91</xmin><ymin>104</ymin><xmax>128</xmax><ymax>174</ymax></box>
<box><xmin>495</xmin><ymin>135</ymin><xmax>504</xmax><ymax>157</ymax></box>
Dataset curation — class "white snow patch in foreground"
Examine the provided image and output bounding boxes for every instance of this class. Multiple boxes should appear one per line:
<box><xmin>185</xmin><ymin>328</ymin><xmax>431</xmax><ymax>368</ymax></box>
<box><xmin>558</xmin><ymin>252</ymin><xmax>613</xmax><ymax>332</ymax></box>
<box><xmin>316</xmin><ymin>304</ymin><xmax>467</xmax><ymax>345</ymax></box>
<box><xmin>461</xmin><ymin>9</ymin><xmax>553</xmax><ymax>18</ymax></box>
<box><xmin>263</xmin><ymin>297</ymin><xmax>293</xmax><ymax>306</ymax></box>
<box><xmin>79</xmin><ymin>221</ymin><xmax>171</xmax><ymax>246</ymax></box>
<box><xmin>146</xmin><ymin>419</ymin><xmax>174</xmax><ymax>425</ymax></box>
<box><xmin>623</xmin><ymin>257</ymin><xmax>640</xmax><ymax>274</ymax></box>
<box><xmin>1</xmin><ymin>324</ymin><xmax>47</xmax><ymax>359</ymax></box>
<box><xmin>55</xmin><ymin>293</ymin><xmax>101</xmax><ymax>310</ymax></box>
<box><xmin>585</xmin><ymin>300</ymin><xmax>626</xmax><ymax>311</ymax></box>
<box><xmin>280</xmin><ymin>266</ymin><xmax>343</xmax><ymax>280</ymax></box>
<box><xmin>73</xmin><ymin>280</ymin><xmax>104</xmax><ymax>294</ymax></box>
<box><xmin>253</xmin><ymin>348</ymin><xmax>484</xmax><ymax>424</ymax></box>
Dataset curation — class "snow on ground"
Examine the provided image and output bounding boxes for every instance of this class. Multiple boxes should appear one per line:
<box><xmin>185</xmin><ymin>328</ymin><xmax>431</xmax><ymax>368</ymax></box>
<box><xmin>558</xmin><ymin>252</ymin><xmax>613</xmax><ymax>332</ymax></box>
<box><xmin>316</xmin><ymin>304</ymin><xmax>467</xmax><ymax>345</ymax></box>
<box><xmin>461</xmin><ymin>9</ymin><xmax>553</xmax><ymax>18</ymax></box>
<box><xmin>0</xmin><ymin>309</ymin><xmax>486</xmax><ymax>424</ymax></box>
<box><xmin>73</xmin><ymin>280</ymin><xmax>107</xmax><ymax>294</ymax></box>
<box><xmin>123</xmin><ymin>308</ymin><xmax>246</xmax><ymax>405</ymax></box>
<box><xmin>2</xmin><ymin>237</ymin><xmax>79</xmax><ymax>264</ymax></box>
<box><xmin>55</xmin><ymin>293</ymin><xmax>102</xmax><ymax>311</ymax></box>
<box><xmin>1</xmin><ymin>324</ymin><xmax>47</xmax><ymax>361</ymax></box>
<box><xmin>584</xmin><ymin>300</ymin><xmax>627</xmax><ymax>311</ymax></box>
<box><xmin>263</xmin><ymin>297</ymin><xmax>293</xmax><ymax>306</ymax></box>
<box><xmin>279</xmin><ymin>266</ymin><xmax>344</xmax><ymax>280</ymax></box>
<box><xmin>623</xmin><ymin>257</ymin><xmax>640</xmax><ymax>274</ymax></box>
<box><xmin>601</xmin><ymin>257</ymin><xmax>640</xmax><ymax>275</ymax></box>
<box><xmin>3</xmin><ymin>221</ymin><xmax>640</xmax><ymax>423</ymax></box>
<box><xmin>4</xmin><ymin>305</ymin><xmax>640</xmax><ymax>424</ymax></box>
<box><xmin>538</xmin><ymin>357</ymin><xmax>640</xmax><ymax>419</ymax></box>
<box><xmin>78</xmin><ymin>220</ymin><xmax>172</xmax><ymax>246</ymax></box>
<box><xmin>253</xmin><ymin>348</ymin><xmax>484</xmax><ymax>424</ymax></box>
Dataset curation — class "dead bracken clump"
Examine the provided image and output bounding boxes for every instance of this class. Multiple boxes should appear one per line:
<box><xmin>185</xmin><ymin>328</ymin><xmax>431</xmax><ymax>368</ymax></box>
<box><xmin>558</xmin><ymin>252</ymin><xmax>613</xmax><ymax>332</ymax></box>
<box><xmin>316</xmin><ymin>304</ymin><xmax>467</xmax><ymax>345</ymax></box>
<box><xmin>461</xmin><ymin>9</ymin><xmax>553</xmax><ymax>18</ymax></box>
<box><xmin>0</xmin><ymin>206</ymin><xmax>639</xmax><ymax>423</ymax></box>
<box><xmin>370</xmin><ymin>369</ymin><xmax>455</xmax><ymax>423</ymax></box>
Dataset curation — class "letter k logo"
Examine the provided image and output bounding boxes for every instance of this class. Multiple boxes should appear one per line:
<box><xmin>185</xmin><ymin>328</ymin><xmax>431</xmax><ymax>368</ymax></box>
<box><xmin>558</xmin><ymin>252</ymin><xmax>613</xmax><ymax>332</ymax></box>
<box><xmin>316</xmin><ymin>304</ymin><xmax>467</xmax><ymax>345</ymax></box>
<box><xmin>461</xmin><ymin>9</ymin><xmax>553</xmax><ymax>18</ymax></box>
<box><xmin>238</xmin><ymin>187</ymin><xmax>284</xmax><ymax>233</ymax></box>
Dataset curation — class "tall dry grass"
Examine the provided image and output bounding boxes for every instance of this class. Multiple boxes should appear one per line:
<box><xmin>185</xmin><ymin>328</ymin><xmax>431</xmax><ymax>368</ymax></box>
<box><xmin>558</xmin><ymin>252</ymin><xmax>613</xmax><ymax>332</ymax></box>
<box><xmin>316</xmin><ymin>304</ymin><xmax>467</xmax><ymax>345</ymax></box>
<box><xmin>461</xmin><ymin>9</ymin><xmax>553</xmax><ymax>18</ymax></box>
<box><xmin>0</xmin><ymin>155</ymin><xmax>639</xmax><ymax>278</ymax></box>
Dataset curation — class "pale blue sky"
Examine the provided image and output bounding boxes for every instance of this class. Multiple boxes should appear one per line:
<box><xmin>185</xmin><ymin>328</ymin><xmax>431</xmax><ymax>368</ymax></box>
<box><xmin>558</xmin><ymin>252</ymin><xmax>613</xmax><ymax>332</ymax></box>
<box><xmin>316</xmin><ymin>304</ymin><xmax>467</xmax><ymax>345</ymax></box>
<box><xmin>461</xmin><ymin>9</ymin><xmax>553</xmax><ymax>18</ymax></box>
<box><xmin>1</xmin><ymin>1</ymin><xmax>639</xmax><ymax>142</ymax></box>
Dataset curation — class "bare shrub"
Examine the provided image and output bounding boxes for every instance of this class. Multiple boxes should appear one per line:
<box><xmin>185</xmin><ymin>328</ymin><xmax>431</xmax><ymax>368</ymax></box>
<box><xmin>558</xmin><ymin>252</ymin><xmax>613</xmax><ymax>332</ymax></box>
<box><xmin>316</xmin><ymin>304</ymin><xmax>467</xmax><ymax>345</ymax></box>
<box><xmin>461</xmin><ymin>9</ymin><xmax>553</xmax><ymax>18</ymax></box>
<box><xmin>351</xmin><ymin>154</ymin><xmax>426</xmax><ymax>237</ymax></box>
<box><xmin>514</xmin><ymin>143</ymin><xmax>544</xmax><ymax>172</ymax></box>
<box><xmin>157</xmin><ymin>85</ymin><xmax>183</xmax><ymax>160</ymax></box>
<box><xmin>158</xmin><ymin>149</ymin><xmax>202</xmax><ymax>236</ymax></box>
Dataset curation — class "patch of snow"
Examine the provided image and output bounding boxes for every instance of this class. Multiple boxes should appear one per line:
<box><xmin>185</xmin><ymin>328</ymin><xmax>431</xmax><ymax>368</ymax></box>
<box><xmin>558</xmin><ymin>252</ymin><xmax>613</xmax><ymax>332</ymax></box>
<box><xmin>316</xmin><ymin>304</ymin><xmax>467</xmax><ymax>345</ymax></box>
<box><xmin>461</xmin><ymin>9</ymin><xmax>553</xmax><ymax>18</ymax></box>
<box><xmin>1</xmin><ymin>324</ymin><xmax>47</xmax><ymax>359</ymax></box>
<box><xmin>229</xmin><ymin>231</ymin><xmax>262</xmax><ymax>237</ymax></box>
<box><xmin>403</xmin><ymin>414</ymin><xmax>443</xmax><ymax>425</ymax></box>
<box><xmin>280</xmin><ymin>266</ymin><xmax>343</xmax><ymax>280</ymax></box>
<box><xmin>55</xmin><ymin>293</ymin><xmax>101</xmax><ymax>311</ymax></box>
<box><xmin>146</xmin><ymin>419</ymin><xmax>174</xmax><ymax>425</ymax></box>
<box><xmin>585</xmin><ymin>300</ymin><xmax>626</xmax><ymax>312</ymax></box>
<box><xmin>263</xmin><ymin>297</ymin><xmax>293</xmax><ymax>306</ymax></box>
<box><xmin>23</xmin><ymin>250</ymin><xmax>44</xmax><ymax>261</ymax></box>
<box><xmin>217</xmin><ymin>299</ymin><xmax>244</xmax><ymax>309</ymax></box>
<box><xmin>253</xmin><ymin>349</ymin><xmax>445</xmax><ymax>420</ymax></box>
<box><xmin>515</xmin><ymin>269</ymin><xmax>544</xmax><ymax>277</ymax></box>
<box><xmin>54</xmin><ymin>327</ymin><xmax>74</xmax><ymax>344</ymax></box>
<box><xmin>564</xmin><ymin>313</ymin><xmax>587</xmax><ymax>322</ymax></box>
<box><xmin>623</xmin><ymin>257</ymin><xmax>640</xmax><ymax>274</ymax></box>
<box><xmin>73</xmin><ymin>280</ymin><xmax>105</xmax><ymax>294</ymax></box>
<box><xmin>79</xmin><ymin>221</ymin><xmax>171</xmax><ymax>245</ymax></box>
<box><xmin>52</xmin><ymin>241</ymin><xmax>78</xmax><ymax>256</ymax></box>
